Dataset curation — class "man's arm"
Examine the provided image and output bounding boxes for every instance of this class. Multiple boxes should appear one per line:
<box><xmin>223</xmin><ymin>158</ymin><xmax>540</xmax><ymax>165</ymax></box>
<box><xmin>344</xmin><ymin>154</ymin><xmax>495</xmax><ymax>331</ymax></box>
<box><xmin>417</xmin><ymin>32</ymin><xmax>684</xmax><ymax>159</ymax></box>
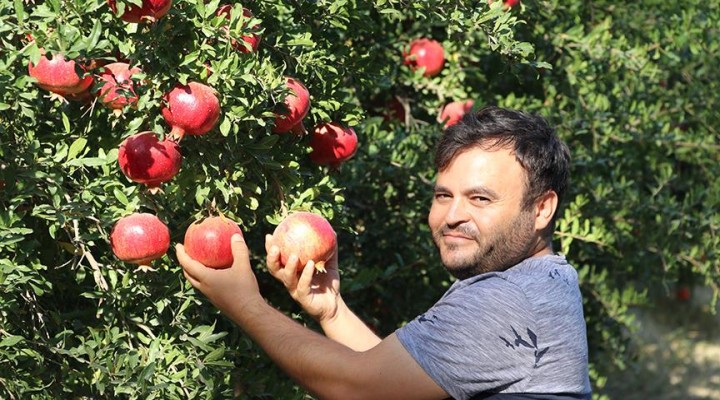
<box><xmin>178</xmin><ymin>235</ymin><xmax>448</xmax><ymax>400</ymax></box>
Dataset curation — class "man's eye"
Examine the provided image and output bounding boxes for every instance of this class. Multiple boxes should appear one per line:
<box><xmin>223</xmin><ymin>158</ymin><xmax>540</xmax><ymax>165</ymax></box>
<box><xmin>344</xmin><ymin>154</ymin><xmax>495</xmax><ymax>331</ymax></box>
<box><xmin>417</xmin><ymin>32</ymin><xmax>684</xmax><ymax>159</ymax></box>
<box><xmin>471</xmin><ymin>196</ymin><xmax>490</xmax><ymax>202</ymax></box>
<box><xmin>434</xmin><ymin>193</ymin><xmax>450</xmax><ymax>199</ymax></box>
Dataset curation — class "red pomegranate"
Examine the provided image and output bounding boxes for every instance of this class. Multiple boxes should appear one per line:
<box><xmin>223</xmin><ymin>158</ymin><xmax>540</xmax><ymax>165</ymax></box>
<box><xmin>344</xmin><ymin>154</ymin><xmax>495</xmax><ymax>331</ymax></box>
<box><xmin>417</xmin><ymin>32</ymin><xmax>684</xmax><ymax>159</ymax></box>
<box><xmin>488</xmin><ymin>0</ymin><xmax>520</xmax><ymax>9</ymax></box>
<box><xmin>184</xmin><ymin>216</ymin><xmax>243</xmax><ymax>269</ymax></box>
<box><xmin>107</xmin><ymin>0</ymin><xmax>172</xmax><ymax>23</ymax></box>
<box><xmin>272</xmin><ymin>77</ymin><xmax>310</xmax><ymax>133</ymax></box>
<box><xmin>110</xmin><ymin>213</ymin><xmax>170</xmax><ymax>267</ymax></box>
<box><xmin>289</xmin><ymin>121</ymin><xmax>308</xmax><ymax>135</ymax></box>
<box><xmin>403</xmin><ymin>38</ymin><xmax>445</xmax><ymax>77</ymax></box>
<box><xmin>383</xmin><ymin>96</ymin><xmax>407</xmax><ymax>123</ymax></box>
<box><xmin>216</xmin><ymin>5</ymin><xmax>261</xmax><ymax>53</ymax></box>
<box><xmin>65</xmin><ymin>88</ymin><xmax>95</xmax><ymax>104</ymax></box>
<box><xmin>676</xmin><ymin>286</ymin><xmax>691</xmax><ymax>302</ymax></box>
<box><xmin>161</xmin><ymin>81</ymin><xmax>221</xmax><ymax>141</ymax></box>
<box><xmin>28</xmin><ymin>52</ymin><xmax>94</xmax><ymax>96</ymax></box>
<box><xmin>272</xmin><ymin>211</ymin><xmax>337</xmax><ymax>273</ymax></box>
<box><xmin>118</xmin><ymin>132</ymin><xmax>182</xmax><ymax>189</ymax></box>
<box><xmin>309</xmin><ymin>122</ymin><xmax>358</xmax><ymax>168</ymax></box>
<box><xmin>97</xmin><ymin>62</ymin><xmax>142</xmax><ymax>111</ymax></box>
<box><xmin>439</xmin><ymin>100</ymin><xmax>474</xmax><ymax>128</ymax></box>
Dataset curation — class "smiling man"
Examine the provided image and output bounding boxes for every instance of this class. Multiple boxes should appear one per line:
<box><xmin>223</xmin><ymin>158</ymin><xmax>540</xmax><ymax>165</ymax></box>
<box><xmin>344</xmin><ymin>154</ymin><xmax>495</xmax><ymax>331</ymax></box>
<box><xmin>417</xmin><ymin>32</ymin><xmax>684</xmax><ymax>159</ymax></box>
<box><xmin>177</xmin><ymin>106</ymin><xmax>592</xmax><ymax>399</ymax></box>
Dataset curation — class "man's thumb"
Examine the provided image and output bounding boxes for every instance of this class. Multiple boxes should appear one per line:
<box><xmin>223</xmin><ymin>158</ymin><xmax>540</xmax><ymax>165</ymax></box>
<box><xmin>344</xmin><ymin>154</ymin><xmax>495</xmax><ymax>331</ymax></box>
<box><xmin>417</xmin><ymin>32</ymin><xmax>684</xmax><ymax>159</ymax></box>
<box><xmin>231</xmin><ymin>233</ymin><xmax>250</xmax><ymax>265</ymax></box>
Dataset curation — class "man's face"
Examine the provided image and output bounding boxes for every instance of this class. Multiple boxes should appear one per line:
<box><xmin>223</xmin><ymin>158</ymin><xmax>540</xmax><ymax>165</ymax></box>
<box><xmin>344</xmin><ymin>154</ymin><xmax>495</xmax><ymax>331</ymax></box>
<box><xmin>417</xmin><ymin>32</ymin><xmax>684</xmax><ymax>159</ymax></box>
<box><xmin>428</xmin><ymin>145</ymin><xmax>539</xmax><ymax>279</ymax></box>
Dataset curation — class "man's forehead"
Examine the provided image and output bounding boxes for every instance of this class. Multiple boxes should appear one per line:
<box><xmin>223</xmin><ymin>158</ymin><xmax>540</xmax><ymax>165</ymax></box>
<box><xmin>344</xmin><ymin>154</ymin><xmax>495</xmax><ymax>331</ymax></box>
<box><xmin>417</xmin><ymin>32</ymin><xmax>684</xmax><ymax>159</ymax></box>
<box><xmin>436</xmin><ymin>146</ymin><xmax>527</xmax><ymax>188</ymax></box>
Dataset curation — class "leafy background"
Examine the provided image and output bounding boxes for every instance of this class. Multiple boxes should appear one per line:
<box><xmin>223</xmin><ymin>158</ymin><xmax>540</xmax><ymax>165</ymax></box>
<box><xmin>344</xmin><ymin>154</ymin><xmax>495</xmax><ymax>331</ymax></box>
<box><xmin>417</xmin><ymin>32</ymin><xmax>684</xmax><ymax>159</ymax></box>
<box><xmin>0</xmin><ymin>0</ymin><xmax>718</xmax><ymax>398</ymax></box>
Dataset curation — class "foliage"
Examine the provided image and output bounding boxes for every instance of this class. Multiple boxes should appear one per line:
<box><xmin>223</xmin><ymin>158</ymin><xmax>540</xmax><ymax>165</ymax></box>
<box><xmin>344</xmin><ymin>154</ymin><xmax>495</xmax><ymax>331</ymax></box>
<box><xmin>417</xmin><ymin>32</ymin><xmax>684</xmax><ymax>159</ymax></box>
<box><xmin>0</xmin><ymin>0</ymin><xmax>718</xmax><ymax>398</ymax></box>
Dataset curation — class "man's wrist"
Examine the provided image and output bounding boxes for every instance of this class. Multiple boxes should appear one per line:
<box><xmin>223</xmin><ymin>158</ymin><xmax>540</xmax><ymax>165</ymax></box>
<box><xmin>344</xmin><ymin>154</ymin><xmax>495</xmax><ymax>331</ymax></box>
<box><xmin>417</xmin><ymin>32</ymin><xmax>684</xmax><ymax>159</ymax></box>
<box><xmin>318</xmin><ymin>296</ymin><xmax>347</xmax><ymax>329</ymax></box>
<box><xmin>221</xmin><ymin>292</ymin><xmax>267</xmax><ymax>326</ymax></box>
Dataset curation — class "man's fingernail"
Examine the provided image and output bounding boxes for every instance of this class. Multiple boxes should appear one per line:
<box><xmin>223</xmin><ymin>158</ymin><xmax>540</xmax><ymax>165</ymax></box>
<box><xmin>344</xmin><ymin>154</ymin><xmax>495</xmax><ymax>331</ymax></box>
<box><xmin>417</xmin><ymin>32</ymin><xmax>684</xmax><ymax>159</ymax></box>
<box><xmin>232</xmin><ymin>234</ymin><xmax>243</xmax><ymax>242</ymax></box>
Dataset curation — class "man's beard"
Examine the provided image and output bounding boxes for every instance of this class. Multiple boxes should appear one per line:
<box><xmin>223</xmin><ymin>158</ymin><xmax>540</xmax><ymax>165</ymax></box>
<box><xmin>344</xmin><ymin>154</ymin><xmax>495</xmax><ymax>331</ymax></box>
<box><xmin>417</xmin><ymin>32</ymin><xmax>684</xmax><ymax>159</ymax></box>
<box><xmin>431</xmin><ymin>209</ymin><xmax>537</xmax><ymax>280</ymax></box>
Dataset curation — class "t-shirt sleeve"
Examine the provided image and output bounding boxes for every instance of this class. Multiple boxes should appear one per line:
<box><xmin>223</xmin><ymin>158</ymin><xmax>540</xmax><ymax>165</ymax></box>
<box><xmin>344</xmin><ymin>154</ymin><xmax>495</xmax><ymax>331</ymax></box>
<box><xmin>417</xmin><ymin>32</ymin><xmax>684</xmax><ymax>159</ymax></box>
<box><xmin>396</xmin><ymin>279</ymin><xmax>537</xmax><ymax>400</ymax></box>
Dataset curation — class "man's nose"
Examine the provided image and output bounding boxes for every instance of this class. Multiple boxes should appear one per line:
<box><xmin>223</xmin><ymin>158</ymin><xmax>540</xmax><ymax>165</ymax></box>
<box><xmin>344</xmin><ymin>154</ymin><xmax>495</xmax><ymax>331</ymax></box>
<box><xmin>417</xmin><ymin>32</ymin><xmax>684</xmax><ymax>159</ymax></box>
<box><xmin>445</xmin><ymin>199</ymin><xmax>470</xmax><ymax>227</ymax></box>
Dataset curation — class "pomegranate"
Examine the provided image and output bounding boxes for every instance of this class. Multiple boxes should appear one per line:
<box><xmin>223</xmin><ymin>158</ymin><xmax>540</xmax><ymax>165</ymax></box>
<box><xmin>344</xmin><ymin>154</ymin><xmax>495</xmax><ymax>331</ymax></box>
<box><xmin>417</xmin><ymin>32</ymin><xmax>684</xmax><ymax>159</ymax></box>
<box><xmin>28</xmin><ymin>52</ymin><xmax>94</xmax><ymax>96</ymax></box>
<box><xmin>488</xmin><ymin>0</ymin><xmax>520</xmax><ymax>9</ymax></box>
<box><xmin>107</xmin><ymin>0</ymin><xmax>172</xmax><ymax>23</ymax></box>
<box><xmin>309</xmin><ymin>122</ymin><xmax>358</xmax><ymax>168</ymax></box>
<box><xmin>183</xmin><ymin>216</ymin><xmax>243</xmax><ymax>269</ymax></box>
<box><xmin>383</xmin><ymin>96</ymin><xmax>407</xmax><ymax>123</ymax></box>
<box><xmin>272</xmin><ymin>211</ymin><xmax>337</xmax><ymax>273</ymax></box>
<box><xmin>118</xmin><ymin>132</ymin><xmax>182</xmax><ymax>189</ymax></box>
<box><xmin>676</xmin><ymin>286</ymin><xmax>691</xmax><ymax>302</ymax></box>
<box><xmin>403</xmin><ymin>38</ymin><xmax>445</xmax><ymax>78</ymax></box>
<box><xmin>110</xmin><ymin>213</ymin><xmax>170</xmax><ymax>267</ymax></box>
<box><xmin>96</xmin><ymin>62</ymin><xmax>142</xmax><ymax>111</ymax></box>
<box><xmin>438</xmin><ymin>100</ymin><xmax>474</xmax><ymax>128</ymax></box>
<box><xmin>65</xmin><ymin>88</ymin><xmax>95</xmax><ymax>104</ymax></box>
<box><xmin>216</xmin><ymin>5</ymin><xmax>261</xmax><ymax>53</ymax></box>
<box><xmin>289</xmin><ymin>121</ymin><xmax>308</xmax><ymax>135</ymax></box>
<box><xmin>272</xmin><ymin>77</ymin><xmax>310</xmax><ymax>133</ymax></box>
<box><xmin>161</xmin><ymin>81</ymin><xmax>221</xmax><ymax>141</ymax></box>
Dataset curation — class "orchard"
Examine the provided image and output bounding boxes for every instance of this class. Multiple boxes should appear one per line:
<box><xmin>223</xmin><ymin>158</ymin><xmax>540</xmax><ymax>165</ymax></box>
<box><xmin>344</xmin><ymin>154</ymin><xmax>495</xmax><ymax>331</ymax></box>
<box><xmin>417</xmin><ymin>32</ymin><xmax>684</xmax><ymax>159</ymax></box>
<box><xmin>1</xmin><ymin>0</ymin><xmax>718</xmax><ymax>399</ymax></box>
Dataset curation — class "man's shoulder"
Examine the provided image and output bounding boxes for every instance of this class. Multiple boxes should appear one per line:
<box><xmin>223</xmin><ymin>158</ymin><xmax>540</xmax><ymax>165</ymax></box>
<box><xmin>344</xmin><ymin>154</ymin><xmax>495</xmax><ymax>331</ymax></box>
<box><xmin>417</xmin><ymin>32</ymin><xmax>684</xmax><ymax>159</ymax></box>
<box><xmin>494</xmin><ymin>254</ymin><xmax>579</xmax><ymax>292</ymax></box>
<box><xmin>451</xmin><ymin>254</ymin><xmax>574</xmax><ymax>293</ymax></box>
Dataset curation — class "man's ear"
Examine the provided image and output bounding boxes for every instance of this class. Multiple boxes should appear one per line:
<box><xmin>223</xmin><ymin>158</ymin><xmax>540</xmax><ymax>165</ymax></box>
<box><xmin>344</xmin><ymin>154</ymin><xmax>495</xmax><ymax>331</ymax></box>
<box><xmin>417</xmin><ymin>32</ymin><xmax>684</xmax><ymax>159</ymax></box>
<box><xmin>534</xmin><ymin>191</ymin><xmax>558</xmax><ymax>232</ymax></box>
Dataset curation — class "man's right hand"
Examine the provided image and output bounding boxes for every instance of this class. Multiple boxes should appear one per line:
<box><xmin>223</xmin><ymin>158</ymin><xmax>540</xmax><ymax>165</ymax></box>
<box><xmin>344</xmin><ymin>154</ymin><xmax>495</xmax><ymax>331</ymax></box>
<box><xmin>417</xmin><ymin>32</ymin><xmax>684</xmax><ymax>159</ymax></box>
<box><xmin>265</xmin><ymin>234</ymin><xmax>342</xmax><ymax>324</ymax></box>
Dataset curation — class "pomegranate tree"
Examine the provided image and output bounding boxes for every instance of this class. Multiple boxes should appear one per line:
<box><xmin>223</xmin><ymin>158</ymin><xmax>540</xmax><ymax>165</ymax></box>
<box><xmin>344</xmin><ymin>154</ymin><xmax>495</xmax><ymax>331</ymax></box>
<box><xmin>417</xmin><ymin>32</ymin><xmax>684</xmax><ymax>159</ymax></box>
<box><xmin>161</xmin><ymin>81</ymin><xmax>221</xmax><ymax>141</ymax></box>
<box><xmin>28</xmin><ymin>52</ymin><xmax>94</xmax><ymax>96</ymax></box>
<box><xmin>110</xmin><ymin>213</ymin><xmax>170</xmax><ymax>268</ymax></box>
<box><xmin>107</xmin><ymin>0</ymin><xmax>172</xmax><ymax>23</ymax></box>
<box><xmin>439</xmin><ymin>100</ymin><xmax>474</xmax><ymax>128</ymax></box>
<box><xmin>309</xmin><ymin>122</ymin><xmax>358</xmax><ymax>168</ymax></box>
<box><xmin>216</xmin><ymin>5</ymin><xmax>261</xmax><ymax>53</ymax></box>
<box><xmin>183</xmin><ymin>216</ymin><xmax>244</xmax><ymax>269</ymax></box>
<box><xmin>272</xmin><ymin>77</ymin><xmax>310</xmax><ymax>134</ymax></box>
<box><xmin>96</xmin><ymin>62</ymin><xmax>142</xmax><ymax>112</ymax></box>
<box><xmin>403</xmin><ymin>38</ymin><xmax>445</xmax><ymax>77</ymax></box>
<box><xmin>272</xmin><ymin>211</ymin><xmax>337</xmax><ymax>273</ymax></box>
<box><xmin>118</xmin><ymin>132</ymin><xmax>182</xmax><ymax>189</ymax></box>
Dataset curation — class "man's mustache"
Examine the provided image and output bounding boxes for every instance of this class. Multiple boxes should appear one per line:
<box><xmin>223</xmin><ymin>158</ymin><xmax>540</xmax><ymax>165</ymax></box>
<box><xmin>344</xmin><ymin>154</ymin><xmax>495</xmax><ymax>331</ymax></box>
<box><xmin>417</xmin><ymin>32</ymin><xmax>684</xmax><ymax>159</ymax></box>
<box><xmin>438</xmin><ymin>225</ymin><xmax>478</xmax><ymax>237</ymax></box>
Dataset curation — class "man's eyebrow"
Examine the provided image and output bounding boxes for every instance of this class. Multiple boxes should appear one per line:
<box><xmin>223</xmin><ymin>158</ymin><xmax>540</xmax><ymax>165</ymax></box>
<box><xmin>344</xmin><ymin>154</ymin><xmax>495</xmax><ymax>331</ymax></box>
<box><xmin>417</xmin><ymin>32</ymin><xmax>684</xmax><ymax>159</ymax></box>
<box><xmin>433</xmin><ymin>184</ymin><xmax>499</xmax><ymax>198</ymax></box>
<box><xmin>465</xmin><ymin>186</ymin><xmax>499</xmax><ymax>198</ymax></box>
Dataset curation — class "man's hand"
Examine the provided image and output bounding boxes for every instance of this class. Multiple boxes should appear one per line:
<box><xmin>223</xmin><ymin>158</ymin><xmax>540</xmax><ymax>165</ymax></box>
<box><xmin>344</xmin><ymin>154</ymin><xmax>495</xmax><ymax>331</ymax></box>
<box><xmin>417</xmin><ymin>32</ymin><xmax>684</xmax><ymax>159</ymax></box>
<box><xmin>265</xmin><ymin>234</ymin><xmax>341</xmax><ymax>324</ymax></box>
<box><xmin>177</xmin><ymin>234</ymin><xmax>263</xmax><ymax>314</ymax></box>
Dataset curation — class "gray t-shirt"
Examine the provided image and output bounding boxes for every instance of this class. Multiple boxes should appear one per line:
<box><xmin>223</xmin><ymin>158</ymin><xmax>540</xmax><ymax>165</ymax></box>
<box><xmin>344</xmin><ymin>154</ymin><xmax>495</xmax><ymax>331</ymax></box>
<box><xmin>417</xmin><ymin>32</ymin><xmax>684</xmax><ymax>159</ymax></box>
<box><xmin>396</xmin><ymin>254</ymin><xmax>592</xmax><ymax>400</ymax></box>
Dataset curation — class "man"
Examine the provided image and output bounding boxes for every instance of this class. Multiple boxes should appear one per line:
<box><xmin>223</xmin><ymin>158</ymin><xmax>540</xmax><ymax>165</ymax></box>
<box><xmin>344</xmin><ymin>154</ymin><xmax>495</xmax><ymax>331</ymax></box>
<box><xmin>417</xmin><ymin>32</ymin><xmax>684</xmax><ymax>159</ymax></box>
<box><xmin>177</xmin><ymin>106</ymin><xmax>592</xmax><ymax>399</ymax></box>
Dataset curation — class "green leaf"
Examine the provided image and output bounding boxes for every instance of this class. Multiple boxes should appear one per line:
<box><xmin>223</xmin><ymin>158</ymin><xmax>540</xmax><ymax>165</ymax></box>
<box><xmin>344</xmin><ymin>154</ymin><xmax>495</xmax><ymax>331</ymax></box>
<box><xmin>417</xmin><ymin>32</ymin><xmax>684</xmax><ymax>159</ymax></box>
<box><xmin>62</xmin><ymin>112</ymin><xmax>70</xmax><ymax>133</ymax></box>
<box><xmin>0</xmin><ymin>335</ymin><xmax>25</xmax><ymax>347</ymax></box>
<box><xmin>14</xmin><ymin>0</ymin><xmax>25</xmax><ymax>23</ymax></box>
<box><xmin>113</xmin><ymin>188</ymin><xmax>129</xmax><ymax>205</ymax></box>
<box><xmin>138</xmin><ymin>361</ymin><xmax>156</xmax><ymax>382</ymax></box>
<box><xmin>219</xmin><ymin>117</ymin><xmax>231</xmax><ymax>136</ymax></box>
<box><xmin>286</xmin><ymin>34</ymin><xmax>315</xmax><ymax>47</ymax></box>
<box><xmin>67</xmin><ymin>137</ymin><xmax>87</xmax><ymax>161</ymax></box>
<box><xmin>204</xmin><ymin>347</ymin><xmax>225</xmax><ymax>362</ymax></box>
<box><xmin>86</xmin><ymin>19</ymin><xmax>103</xmax><ymax>50</ymax></box>
<box><xmin>65</xmin><ymin>157</ymin><xmax>108</xmax><ymax>167</ymax></box>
